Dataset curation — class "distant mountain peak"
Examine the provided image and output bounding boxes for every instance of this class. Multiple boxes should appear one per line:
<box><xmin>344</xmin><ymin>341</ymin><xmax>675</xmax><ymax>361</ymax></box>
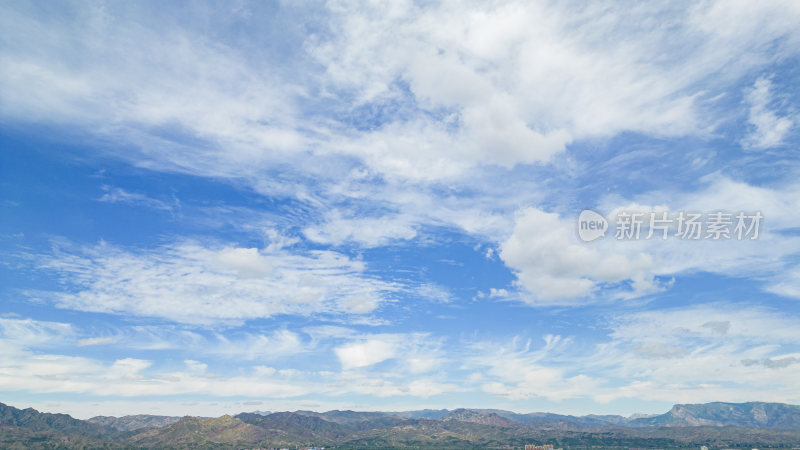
<box><xmin>87</xmin><ymin>414</ymin><xmax>181</xmax><ymax>431</ymax></box>
<box><xmin>630</xmin><ymin>401</ymin><xmax>800</xmax><ymax>428</ymax></box>
<box><xmin>4</xmin><ymin>400</ymin><xmax>800</xmax><ymax>448</ymax></box>
<box><xmin>443</xmin><ymin>408</ymin><xmax>518</xmax><ymax>427</ymax></box>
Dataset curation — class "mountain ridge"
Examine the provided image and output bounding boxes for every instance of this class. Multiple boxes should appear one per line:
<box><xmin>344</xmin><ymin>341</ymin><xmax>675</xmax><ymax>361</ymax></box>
<box><xmin>4</xmin><ymin>401</ymin><xmax>800</xmax><ymax>448</ymax></box>
<box><xmin>629</xmin><ymin>401</ymin><xmax>800</xmax><ymax>428</ymax></box>
<box><xmin>88</xmin><ymin>414</ymin><xmax>182</xmax><ymax>432</ymax></box>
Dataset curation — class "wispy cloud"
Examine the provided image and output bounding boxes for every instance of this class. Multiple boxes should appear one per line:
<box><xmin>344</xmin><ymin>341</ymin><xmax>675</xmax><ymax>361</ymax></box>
<box><xmin>0</xmin><ymin>317</ymin><xmax>74</xmax><ymax>350</ymax></box>
<box><xmin>34</xmin><ymin>241</ymin><xmax>399</xmax><ymax>325</ymax></box>
<box><xmin>742</xmin><ymin>76</ymin><xmax>795</xmax><ymax>149</ymax></box>
<box><xmin>457</xmin><ymin>304</ymin><xmax>800</xmax><ymax>404</ymax></box>
<box><xmin>2</xmin><ymin>1</ymin><xmax>798</xmax><ymax>187</ymax></box>
<box><xmin>77</xmin><ymin>336</ymin><xmax>117</xmax><ymax>347</ymax></box>
<box><xmin>0</xmin><ymin>317</ymin><xmax>456</xmax><ymax>402</ymax></box>
<box><xmin>2</xmin><ymin>0</ymin><xmax>800</xmax><ymax>415</ymax></box>
<box><xmin>98</xmin><ymin>186</ymin><xmax>179</xmax><ymax>216</ymax></box>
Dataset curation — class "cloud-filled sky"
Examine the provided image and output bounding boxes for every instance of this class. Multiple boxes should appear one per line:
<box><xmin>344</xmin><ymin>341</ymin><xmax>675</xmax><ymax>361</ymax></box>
<box><xmin>1</xmin><ymin>0</ymin><xmax>800</xmax><ymax>419</ymax></box>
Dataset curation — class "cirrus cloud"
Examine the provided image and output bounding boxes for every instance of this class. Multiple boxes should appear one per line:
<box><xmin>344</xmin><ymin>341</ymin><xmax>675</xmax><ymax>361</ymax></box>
<box><xmin>34</xmin><ymin>240</ymin><xmax>397</xmax><ymax>325</ymax></box>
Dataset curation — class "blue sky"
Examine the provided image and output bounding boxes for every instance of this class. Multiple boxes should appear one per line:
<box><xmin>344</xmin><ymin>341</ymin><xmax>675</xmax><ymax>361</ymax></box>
<box><xmin>1</xmin><ymin>0</ymin><xmax>800</xmax><ymax>419</ymax></box>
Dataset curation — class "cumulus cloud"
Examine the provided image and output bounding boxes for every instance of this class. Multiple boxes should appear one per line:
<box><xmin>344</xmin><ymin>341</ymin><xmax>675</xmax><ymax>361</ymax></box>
<box><xmin>1</xmin><ymin>1</ymin><xmax>799</xmax><ymax>268</ymax></box>
<box><xmin>500</xmin><ymin>207</ymin><xmax>658</xmax><ymax>302</ymax></box>
<box><xmin>215</xmin><ymin>247</ymin><xmax>273</xmax><ymax>278</ymax></box>
<box><xmin>604</xmin><ymin>175</ymin><xmax>800</xmax><ymax>293</ymax></box>
<box><xmin>310</xmin><ymin>0</ymin><xmax>800</xmax><ymax>179</ymax></box>
<box><xmin>3</xmin><ymin>0</ymin><xmax>800</xmax><ymax>414</ymax></box>
<box><xmin>3</xmin><ymin>0</ymin><xmax>799</xmax><ymax>186</ymax></box>
<box><xmin>334</xmin><ymin>333</ymin><xmax>445</xmax><ymax>374</ymax></box>
<box><xmin>335</xmin><ymin>339</ymin><xmax>398</xmax><ymax>370</ymax></box>
<box><xmin>499</xmin><ymin>175</ymin><xmax>800</xmax><ymax>304</ymax></box>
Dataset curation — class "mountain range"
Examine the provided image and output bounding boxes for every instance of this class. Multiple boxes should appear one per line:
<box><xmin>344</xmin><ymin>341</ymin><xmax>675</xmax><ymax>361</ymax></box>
<box><xmin>2</xmin><ymin>401</ymin><xmax>800</xmax><ymax>448</ymax></box>
<box><xmin>88</xmin><ymin>414</ymin><xmax>182</xmax><ymax>432</ymax></box>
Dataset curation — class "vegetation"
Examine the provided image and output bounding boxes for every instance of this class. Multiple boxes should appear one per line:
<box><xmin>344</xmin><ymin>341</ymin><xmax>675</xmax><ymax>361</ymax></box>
<box><xmin>3</xmin><ymin>401</ymin><xmax>800</xmax><ymax>449</ymax></box>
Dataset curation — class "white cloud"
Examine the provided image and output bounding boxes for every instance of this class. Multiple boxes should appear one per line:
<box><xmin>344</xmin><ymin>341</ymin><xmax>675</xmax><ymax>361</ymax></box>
<box><xmin>605</xmin><ymin>175</ymin><xmax>800</xmax><ymax>295</ymax></box>
<box><xmin>112</xmin><ymin>326</ymin><xmax>310</xmax><ymax>362</ymax></box>
<box><xmin>303</xmin><ymin>213</ymin><xmax>417</xmax><ymax>247</ymax></box>
<box><xmin>35</xmin><ymin>241</ymin><xmax>397</xmax><ymax>325</ymax></box>
<box><xmin>302</xmin><ymin>325</ymin><xmax>358</xmax><ymax>342</ymax></box>
<box><xmin>412</xmin><ymin>283</ymin><xmax>452</xmax><ymax>304</ymax></box>
<box><xmin>334</xmin><ymin>333</ymin><xmax>445</xmax><ymax>374</ymax></box>
<box><xmin>0</xmin><ymin>317</ymin><xmax>74</xmax><ymax>350</ymax></box>
<box><xmin>3</xmin><ymin>0</ymin><xmax>800</xmax><ymax>414</ymax></box>
<box><xmin>325</xmin><ymin>372</ymin><xmax>459</xmax><ymax>398</ymax></box>
<box><xmin>210</xmin><ymin>330</ymin><xmax>308</xmax><ymax>361</ymax></box>
<box><xmin>184</xmin><ymin>360</ymin><xmax>208</xmax><ymax>374</ymax></box>
<box><xmin>335</xmin><ymin>339</ymin><xmax>398</xmax><ymax>370</ymax></box>
<box><xmin>586</xmin><ymin>304</ymin><xmax>800</xmax><ymax>404</ymax></box>
<box><xmin>608</xmin><ymin>304</ymin><xmax>800</xmax><ymax>344</ymax></box>
<box><xmin>458</xmin><ymin>304</ymin><xmax>800</xmax><ymax>404</ymax></box>
<box><xmin>0</xmin><ymin>318</ymin><xmax>315</xmax><ymax>398</ymax></box>
<box><xmin>215</xmin><ymin>247</ymin><xmax>273</xmax><ymax>278</ymax></box>
<box><xmin>0</xmin><ymin>317</ymin><xmax>458</xmax><ymax>403</ymax></box>
<box><xmin>2</xmin><ymin>0</ymin><xmax>799</xmax><ymax>187</ymax></box>
<box><xmin>77</xmin><ymin>337</ymin><xmax>117</xmax><ymax>347</ymax></box>
<box><xmin>742</xmin><ymin>76</ymin><xmax>794</xmax><ymax>149</ymax></box>
<box><xmin>500</xmin><ymin>207</ymin><xmax>658</xmax><ymax>302</ymax></box>
<box><xmin>4</xmin><ymin>309</ymin><xmax>800</xmax><ymax>408</ymax></box>
<box><xmin>1</xmin><ymin>0</ymin><xmax>798</xmax><ymax>266</ymax></box>
<box><xmin>110</xmin><ymin>358</ymin><xmax>152</xmax><ymax>378</ymax></box>
<box><xmin>98</xmin><ymin>186</ymin><xmax>178</xmax><ymax>215</ymax></box>
<box><xmin>465</xmin><ymin>335</ymin><xmax>601</xmax><ymax>401</ymax></box>
<box><xmin>0</xmin><ymin>350</ymin><xmax>314</xmax><ymax>398</ymax></box>
<box><xmin>311</xmin><ymin>0</ymin><xmax>800</xmax><ymax>180</ymax></box>
<box><xmin>500</xmin><ymin>176</ymin><xmax>800</xmax><ymax>304</ymax></box>
<box><xmin>765</xmin><ymin>265</ymin><xmax>800</xmax><ymax>299</ymax></box>
<box><xmin>488</xmin><ymin>288</ymin><xmax>509</xmax><ymax>298</ymax></box>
